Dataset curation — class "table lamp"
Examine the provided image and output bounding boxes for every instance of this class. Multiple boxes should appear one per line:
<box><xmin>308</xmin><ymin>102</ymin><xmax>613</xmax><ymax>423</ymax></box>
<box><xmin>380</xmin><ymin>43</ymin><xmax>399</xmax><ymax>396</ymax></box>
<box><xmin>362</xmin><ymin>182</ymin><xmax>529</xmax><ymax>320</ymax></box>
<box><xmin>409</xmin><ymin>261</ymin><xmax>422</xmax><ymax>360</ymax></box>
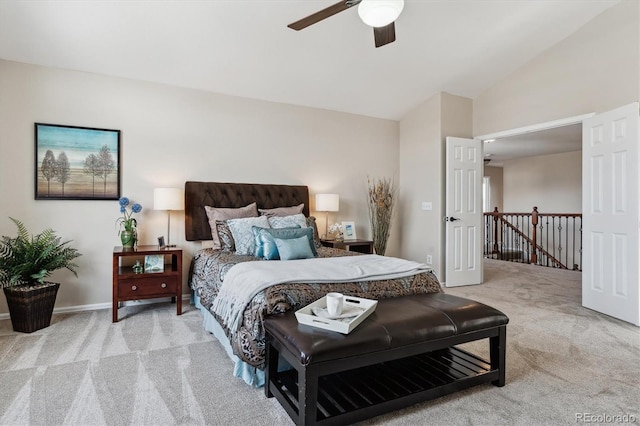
<box><xmin>153</xmin><ymin>187</ymin><xmax>184</xmax><ymax>247</ymax></box>
<box><xmin>315</xmin><ymin>193</ymin><xmax>339</xmax><ymax>239</ymax></box>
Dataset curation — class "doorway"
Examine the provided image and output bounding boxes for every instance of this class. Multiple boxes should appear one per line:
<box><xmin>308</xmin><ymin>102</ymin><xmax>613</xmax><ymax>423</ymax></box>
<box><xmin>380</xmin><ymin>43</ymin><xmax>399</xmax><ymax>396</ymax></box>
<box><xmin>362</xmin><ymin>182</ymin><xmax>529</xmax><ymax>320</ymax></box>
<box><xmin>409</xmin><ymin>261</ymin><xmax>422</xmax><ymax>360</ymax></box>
<box><xmin>473</xmin><ymin>106</ymin><xmax>640</xmax><ymax>326</ymax></box>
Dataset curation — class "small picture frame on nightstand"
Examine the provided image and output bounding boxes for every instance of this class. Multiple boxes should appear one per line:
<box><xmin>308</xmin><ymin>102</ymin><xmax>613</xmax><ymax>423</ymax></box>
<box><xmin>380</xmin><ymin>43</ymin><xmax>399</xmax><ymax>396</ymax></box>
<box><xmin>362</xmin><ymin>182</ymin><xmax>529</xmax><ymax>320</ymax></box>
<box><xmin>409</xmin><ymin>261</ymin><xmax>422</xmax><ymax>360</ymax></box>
<box><xmin>144</xmin><ymin>254</ymin><xmax>165</xmax><ymax>273</ymax></box>
<box><xmin>157</xmin><ymin>236</ymin><xmax>166</xmax><ymax>249</ymax></box>
<box><xmin>342</xmin><ymin>221</ymin><xmax>357</xmax><ymax>240</ymax></box>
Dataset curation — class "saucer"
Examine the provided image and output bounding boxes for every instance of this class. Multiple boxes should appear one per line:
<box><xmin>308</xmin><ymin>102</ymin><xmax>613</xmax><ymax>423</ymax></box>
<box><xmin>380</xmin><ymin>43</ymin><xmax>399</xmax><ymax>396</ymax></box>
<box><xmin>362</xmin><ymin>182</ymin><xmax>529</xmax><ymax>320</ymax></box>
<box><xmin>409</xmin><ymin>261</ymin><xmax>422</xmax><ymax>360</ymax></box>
<box><xmin>311</xmin><ymin>305</ymin><xmax>363</xmax><ymax>320</ymax></box>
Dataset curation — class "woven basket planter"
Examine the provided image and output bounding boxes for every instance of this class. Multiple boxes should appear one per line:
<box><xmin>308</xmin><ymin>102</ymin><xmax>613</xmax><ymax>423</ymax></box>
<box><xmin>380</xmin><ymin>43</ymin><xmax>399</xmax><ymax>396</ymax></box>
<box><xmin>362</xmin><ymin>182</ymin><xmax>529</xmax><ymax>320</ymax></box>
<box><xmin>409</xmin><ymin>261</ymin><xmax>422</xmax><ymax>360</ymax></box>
<box><xmin>3</xmin><ymin>282</ymin><xmax>60</xmax><ymax>333</ymax></box>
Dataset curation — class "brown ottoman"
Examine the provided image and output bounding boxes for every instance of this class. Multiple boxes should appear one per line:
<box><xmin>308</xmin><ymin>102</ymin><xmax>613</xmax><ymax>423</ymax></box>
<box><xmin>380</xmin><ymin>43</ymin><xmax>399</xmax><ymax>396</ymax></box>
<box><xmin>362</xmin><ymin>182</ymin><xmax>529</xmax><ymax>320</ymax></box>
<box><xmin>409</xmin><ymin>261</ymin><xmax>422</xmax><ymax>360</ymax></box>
<box><xmin>264</xmin><ymin>293</ymin><xmax>509</xmax><ymax>425</ymax></box>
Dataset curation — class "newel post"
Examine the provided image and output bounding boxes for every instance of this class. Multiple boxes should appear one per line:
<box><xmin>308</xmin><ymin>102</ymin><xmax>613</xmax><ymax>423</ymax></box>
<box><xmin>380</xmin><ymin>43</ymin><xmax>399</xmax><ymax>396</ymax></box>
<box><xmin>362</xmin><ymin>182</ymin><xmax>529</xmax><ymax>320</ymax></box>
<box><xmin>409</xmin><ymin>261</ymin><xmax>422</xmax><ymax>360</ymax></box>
<box><xmin>531</xmin><ymin>206</ymin><xmax>538</xmax><ymax>264</ymax></box>
<box><xmin>492</xmin><ymin>207</ymin><xmax>500</xmax><ymax>253</ymax></box>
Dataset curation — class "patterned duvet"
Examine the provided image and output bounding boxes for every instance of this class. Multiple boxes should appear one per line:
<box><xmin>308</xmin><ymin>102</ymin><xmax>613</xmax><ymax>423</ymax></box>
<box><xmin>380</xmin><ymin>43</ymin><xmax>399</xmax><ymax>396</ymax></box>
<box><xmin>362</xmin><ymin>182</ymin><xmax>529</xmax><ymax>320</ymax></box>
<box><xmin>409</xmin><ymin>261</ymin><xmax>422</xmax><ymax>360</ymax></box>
<box><xmin>189</xmin><ymin>247</ymin><xmax>442</xmax><ymax>369</ymax></box>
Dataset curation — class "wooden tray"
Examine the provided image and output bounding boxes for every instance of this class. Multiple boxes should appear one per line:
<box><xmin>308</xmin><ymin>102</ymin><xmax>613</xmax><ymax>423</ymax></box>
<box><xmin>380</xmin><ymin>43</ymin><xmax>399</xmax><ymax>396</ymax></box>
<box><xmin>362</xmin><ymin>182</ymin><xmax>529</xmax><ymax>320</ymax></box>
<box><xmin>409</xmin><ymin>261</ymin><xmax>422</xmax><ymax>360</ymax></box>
<box><xmin>295</xmin><ymin>295</ymin><xmax>377</xmax><ymax>334</ymax></box>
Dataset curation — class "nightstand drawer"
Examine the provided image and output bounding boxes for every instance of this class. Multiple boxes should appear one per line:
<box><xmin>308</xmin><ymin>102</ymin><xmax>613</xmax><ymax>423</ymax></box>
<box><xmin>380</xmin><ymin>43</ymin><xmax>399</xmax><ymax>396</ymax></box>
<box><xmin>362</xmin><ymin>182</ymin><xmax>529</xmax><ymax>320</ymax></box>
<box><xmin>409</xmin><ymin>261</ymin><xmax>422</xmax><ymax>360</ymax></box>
<box><xmin>118</xmin><ymin>276</ymin><xmax>177</xmax><ymax>298</ymax></box>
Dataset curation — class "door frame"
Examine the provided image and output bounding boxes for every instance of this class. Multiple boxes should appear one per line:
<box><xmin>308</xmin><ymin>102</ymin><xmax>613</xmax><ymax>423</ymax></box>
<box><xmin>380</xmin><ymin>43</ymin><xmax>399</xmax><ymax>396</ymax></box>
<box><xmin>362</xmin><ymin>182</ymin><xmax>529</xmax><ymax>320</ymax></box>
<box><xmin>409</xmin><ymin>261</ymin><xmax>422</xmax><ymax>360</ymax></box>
<box><xmin>475</xmin><ymin>113</ymin><xmax>595</xmax><ymax>142</ymax></box>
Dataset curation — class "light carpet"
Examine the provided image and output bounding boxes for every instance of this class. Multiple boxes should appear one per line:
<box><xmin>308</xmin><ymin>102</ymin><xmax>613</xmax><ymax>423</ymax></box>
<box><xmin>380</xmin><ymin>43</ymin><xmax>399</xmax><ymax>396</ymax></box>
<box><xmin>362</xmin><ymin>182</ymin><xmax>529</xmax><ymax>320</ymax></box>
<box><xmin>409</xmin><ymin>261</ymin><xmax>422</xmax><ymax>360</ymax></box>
<box><xmin>0</xmin><ymin>259</ymin><xmax>638</xmax><ymax>425</ymax></box>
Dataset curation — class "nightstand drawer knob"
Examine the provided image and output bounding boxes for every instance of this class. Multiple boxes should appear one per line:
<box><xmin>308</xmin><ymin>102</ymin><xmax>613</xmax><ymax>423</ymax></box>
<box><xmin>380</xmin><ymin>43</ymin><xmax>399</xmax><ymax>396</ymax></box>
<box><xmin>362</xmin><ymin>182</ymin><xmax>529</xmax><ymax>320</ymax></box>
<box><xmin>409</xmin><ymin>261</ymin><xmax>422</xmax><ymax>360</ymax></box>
<box><xmin>131</xmin><ymin>285</ymin><xmax>137</xmax><ymax>291</ymax></box>
<box><xmin>161</xmin><ymin>283</ymin><xmax>167</xmax><ymax>288</ymax></box>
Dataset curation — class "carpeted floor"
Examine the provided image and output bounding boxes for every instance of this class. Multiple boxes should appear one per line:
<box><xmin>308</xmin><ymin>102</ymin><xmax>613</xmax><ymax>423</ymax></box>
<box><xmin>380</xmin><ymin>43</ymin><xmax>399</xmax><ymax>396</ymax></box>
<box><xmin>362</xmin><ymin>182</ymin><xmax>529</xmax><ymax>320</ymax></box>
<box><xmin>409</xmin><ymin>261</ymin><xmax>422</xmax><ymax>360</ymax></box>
<box><xmin>0</xmin><ymin>259</ymin><xmax>638</xmax><ymax>425</ymax></box>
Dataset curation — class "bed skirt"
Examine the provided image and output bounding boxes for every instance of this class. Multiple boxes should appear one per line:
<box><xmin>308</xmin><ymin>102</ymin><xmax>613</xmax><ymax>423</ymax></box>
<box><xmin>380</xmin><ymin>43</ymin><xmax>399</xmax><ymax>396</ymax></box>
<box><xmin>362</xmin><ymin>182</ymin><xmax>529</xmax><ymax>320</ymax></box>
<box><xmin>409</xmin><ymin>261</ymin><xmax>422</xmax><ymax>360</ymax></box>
<box><xmin>193</xmin><ymin>293</ymin><xmax>266</xmax><ymax>387</ymax></box>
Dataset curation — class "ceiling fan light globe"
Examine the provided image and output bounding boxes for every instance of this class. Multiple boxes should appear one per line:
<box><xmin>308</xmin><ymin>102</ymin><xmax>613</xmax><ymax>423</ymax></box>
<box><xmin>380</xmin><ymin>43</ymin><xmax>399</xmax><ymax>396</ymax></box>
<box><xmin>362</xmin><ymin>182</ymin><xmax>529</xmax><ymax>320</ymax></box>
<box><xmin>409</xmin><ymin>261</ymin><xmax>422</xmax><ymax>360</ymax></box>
<box><xmin>358</xmin><ymin>0</ymin><xmax>404</xmax><ymax>28</ymax></box>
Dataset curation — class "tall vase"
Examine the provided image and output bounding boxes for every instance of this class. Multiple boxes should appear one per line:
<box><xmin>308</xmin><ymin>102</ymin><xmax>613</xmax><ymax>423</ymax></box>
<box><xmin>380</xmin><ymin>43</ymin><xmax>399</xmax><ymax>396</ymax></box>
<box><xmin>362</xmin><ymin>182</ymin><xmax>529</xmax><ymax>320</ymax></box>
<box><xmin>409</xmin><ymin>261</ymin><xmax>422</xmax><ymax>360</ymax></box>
<box><xmin>120</xmin><ymin>229</ymin><xmax>136</xmax><ymax>248</ymax></box>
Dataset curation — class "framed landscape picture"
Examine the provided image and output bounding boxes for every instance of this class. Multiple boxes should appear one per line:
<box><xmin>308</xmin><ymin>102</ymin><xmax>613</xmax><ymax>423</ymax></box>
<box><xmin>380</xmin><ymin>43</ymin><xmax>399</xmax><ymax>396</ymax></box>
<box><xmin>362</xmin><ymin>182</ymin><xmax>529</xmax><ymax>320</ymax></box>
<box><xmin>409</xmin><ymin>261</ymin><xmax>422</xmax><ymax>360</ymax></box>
<box><xmin>35</xmin><ymin>123</ymin><xmax>121</xmax><ymax>200</ymax></box>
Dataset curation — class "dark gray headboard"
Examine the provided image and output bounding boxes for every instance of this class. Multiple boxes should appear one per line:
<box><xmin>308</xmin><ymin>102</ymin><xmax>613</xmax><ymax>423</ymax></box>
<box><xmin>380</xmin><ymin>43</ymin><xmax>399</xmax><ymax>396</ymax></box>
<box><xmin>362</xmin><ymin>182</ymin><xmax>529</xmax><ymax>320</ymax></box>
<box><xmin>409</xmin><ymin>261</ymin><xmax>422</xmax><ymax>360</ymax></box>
<box><xmin>185</xmin><ymin>181</ymin><xmax>310</xmax><ymax>241</ymax></box>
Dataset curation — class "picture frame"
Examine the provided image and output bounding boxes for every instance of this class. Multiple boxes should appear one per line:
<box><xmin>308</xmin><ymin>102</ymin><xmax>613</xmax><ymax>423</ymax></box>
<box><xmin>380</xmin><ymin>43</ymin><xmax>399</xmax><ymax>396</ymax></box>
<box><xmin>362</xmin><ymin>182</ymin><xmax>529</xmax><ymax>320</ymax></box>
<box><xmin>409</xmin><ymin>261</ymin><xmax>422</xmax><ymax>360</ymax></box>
<box><xmin>35</xmin><ymin>123</ymin><xmax>121</xmax><ymax>200</ymax></box>
<box><xmin>342</xmin><ymin>221</ymin><xmax>357</xmax><ymax>240</ymax></box>
<box><xmin>144</xmin><ymin>255</ymin><xmax>165</xmax><ymax>273</ymax></box>
<box><xmin>157</xmin><ymin>236</ymin><xmax>166</xmax><ymax>249</ymax></box>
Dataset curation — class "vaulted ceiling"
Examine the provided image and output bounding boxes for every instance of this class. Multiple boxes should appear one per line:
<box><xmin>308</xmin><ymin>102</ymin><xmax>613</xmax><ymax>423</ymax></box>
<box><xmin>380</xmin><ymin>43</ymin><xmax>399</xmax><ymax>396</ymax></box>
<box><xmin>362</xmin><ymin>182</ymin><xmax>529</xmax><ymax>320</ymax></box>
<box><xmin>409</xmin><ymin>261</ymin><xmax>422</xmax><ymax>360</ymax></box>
<box><xmin>0</xmin><ymin>0</ymin><xmax>620</xmax><ymax>120</ymax></box>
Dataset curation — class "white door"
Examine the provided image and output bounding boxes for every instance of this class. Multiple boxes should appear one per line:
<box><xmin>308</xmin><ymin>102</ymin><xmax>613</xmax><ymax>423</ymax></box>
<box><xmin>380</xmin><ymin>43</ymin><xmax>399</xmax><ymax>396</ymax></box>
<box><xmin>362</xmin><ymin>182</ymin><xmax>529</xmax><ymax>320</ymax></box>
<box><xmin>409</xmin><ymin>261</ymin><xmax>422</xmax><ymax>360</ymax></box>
<box><xmin>445</xmin><ymin>137</ymin><xmax>483</xmax><ymax>287</ymax></box>
<box><xmin>582</xmin><ymin>102</ymin><xmax>639</xmax><ymax>326</ymax></box>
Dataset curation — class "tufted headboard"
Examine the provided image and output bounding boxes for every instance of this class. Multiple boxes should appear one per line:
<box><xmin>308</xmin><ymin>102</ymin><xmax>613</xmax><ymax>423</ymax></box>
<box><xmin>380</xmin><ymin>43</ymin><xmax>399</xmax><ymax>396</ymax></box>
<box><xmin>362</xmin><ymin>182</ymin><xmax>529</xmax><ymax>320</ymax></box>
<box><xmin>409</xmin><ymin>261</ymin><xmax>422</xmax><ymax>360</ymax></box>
<box><xmin>185</xmin><ymin>181</ymin><xmax>310</xmax><ymax>241</ymax></box>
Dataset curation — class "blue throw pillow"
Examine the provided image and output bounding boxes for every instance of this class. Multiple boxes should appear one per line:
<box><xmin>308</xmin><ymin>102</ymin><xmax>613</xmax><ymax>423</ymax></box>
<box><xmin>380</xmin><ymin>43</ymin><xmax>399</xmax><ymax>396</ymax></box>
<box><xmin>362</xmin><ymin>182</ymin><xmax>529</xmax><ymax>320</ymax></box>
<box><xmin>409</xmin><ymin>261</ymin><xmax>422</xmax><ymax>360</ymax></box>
<box><xmin>256</xmin><ymin>226</ymin><xmax>317</xmax><ymax>260</ymax></box>
<box><xmin>252</xmin><ymin>225</ymin><xmax>301</xmax><ymax>259</ymax></box>
<box><xmin>275</xmin><ymin>236</ymin><xmax>315</xmax><ymax>260</ymax></box>
<box><xmin>252</xmin><ymin>226</ymin><xmax>267</xmax><ymax>258</ymax></box>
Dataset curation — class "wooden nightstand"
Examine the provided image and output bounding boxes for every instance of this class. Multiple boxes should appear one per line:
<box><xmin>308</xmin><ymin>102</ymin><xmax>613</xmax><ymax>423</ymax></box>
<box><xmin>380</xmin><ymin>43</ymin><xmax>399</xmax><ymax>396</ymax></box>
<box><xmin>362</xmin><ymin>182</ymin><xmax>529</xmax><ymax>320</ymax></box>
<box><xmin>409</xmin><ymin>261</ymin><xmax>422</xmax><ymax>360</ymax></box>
<box><xmin>112</xmin><ymin>245</ymin><xmax>182</xmax><ymax>322</ymax></box>
<box><xmin>320</xmin><ymin>239</ymin><xmax>374</xmax><ymax>254</ymax></box>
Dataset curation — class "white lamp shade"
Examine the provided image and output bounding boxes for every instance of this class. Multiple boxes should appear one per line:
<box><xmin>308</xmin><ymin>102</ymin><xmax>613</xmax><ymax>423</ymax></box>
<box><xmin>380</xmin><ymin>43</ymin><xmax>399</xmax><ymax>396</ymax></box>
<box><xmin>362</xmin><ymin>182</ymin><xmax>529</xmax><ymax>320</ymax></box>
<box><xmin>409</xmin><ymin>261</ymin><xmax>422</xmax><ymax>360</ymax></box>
<box><xmin>358</xmin><ymin>0</ymin><xmax>404</xmax><ymax>28</ymax></box>
<box><xmin>154</xmin><ymin>188</ymin><xmax>184</xmax><ymax>211</ymax></box>
<box><xmin>316</xmin><ymin>194</ymin><xmax>339</xmax><ymax>212</ymax></box>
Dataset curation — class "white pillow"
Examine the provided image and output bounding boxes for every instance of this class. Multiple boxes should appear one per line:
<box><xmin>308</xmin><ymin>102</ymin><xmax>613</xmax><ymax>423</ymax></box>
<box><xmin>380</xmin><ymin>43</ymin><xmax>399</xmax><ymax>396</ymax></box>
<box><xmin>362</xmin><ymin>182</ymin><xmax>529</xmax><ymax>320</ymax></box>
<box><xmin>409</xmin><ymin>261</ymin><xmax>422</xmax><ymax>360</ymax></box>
<box><xmin>227</xmin><ymin>216</ymin><xmax>270</xmax><ymax>256</ymax></box>
<box><xmin>267</xmin><ymin>213</ymin><xmax>308</xmax><ymax>230</ymax></box>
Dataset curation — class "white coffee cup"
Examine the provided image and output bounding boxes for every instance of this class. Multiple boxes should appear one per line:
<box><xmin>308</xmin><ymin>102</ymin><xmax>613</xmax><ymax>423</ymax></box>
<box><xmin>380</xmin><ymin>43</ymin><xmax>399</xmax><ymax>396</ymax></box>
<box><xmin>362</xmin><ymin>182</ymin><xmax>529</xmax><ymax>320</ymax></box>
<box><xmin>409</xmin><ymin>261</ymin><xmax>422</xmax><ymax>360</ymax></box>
<box><xmin>326</xmin><ymin>292</ymin><xmax>344</xmax><ymax>317</ymax></box>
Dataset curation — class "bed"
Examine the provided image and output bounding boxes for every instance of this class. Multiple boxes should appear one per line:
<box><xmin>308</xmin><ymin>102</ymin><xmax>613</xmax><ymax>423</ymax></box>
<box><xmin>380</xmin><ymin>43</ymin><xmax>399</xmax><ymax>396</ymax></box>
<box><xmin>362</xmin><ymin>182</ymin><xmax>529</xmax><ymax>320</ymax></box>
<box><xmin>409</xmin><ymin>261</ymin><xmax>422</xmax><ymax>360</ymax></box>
<box><xmin>185</xmin><ymin>181</ymin><xmax>443</xmax><ymax>386</ymax></box>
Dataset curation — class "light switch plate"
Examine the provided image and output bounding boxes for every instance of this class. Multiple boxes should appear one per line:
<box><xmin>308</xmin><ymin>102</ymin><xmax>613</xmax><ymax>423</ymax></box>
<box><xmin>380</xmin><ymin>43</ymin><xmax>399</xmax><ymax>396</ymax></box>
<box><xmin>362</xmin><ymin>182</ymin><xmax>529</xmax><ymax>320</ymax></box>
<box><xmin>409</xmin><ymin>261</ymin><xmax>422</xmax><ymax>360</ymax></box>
<box><xmin>421</xmin><ymin>202</ymin><xmax>432</xmax><ymax>211</ymax></box>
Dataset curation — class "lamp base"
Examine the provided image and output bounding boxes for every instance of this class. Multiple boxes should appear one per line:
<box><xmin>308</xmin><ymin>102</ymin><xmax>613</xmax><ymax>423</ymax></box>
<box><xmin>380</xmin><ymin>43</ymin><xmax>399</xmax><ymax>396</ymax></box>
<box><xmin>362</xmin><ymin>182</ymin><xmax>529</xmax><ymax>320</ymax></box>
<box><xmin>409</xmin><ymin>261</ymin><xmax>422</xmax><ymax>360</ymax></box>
<box><xmin>324</xmin><ymin>211</ymin><xmax>329</xmax><ymax>240</ymax></box>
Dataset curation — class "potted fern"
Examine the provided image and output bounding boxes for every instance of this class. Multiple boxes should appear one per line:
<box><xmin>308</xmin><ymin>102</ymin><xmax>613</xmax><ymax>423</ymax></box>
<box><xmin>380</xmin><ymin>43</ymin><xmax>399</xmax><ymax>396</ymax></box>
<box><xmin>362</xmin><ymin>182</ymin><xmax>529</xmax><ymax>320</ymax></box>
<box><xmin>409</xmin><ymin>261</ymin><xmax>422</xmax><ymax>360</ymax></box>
<box><xmin>0</xmin><ymin>218</ymin><xmax>81</xmax><ymax>333</ymax></box>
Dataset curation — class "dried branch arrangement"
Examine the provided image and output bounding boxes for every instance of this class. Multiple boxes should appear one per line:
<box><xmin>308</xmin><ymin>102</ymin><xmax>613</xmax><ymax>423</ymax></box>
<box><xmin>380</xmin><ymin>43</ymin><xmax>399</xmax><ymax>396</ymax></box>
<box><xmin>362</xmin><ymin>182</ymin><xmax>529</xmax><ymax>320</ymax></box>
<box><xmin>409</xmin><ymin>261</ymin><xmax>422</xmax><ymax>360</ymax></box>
<box><xmin>367</xmin><ymin>176</ymin><xmax>396</xmax><ymax>255</ymax></box>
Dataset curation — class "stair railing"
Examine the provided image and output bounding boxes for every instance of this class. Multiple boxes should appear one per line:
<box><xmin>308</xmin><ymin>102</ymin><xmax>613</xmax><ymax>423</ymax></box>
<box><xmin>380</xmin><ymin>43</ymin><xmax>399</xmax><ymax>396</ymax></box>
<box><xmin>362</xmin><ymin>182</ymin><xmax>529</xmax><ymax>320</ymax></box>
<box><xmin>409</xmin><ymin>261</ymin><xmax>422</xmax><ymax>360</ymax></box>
<box><xmin>484</xmin><ymin>207</ymin><xmax>582</xmax><ymax>271</ymax></box>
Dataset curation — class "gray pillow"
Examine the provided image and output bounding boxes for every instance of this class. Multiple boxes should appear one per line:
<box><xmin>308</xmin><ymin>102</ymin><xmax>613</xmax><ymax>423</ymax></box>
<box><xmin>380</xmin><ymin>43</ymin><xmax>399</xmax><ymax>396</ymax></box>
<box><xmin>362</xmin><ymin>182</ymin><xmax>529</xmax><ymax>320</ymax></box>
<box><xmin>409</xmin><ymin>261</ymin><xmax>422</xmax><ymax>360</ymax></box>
<box><xmin>215</xmin><ymin>220</ymin><xmax>235</xmax><ymax>252</ymax></box>
<box><xmin>204</xmin><ymin>203</ymin><xmax>258</xmax><ymax>249</ymax></box>
<box><xmin>258</xmin><ymin>204</ymin><xmax>304</xmax><ymax>217</ymax></box>
<box><xmin>306</xmin><ymin>216</ymin><xmax>322</xmax><ymax>249</ymax></box>
<box><xmin>227</xmin><ymin>216</ymin><xmax>270</xmax><ymax>256</ymax></box>
<box><xmin>268</xmin><ymin>213</ymin><xmax>308</xmax><ymax>230</ymax></box>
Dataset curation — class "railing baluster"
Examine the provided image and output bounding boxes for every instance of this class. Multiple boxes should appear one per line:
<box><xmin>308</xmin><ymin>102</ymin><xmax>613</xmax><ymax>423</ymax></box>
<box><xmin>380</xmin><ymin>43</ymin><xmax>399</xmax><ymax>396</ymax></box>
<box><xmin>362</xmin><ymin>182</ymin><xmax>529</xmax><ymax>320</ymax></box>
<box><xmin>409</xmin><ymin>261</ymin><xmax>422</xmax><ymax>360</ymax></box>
<box><xmin>546</xmin><ymin>216</ymin><xmax>549</xmax><ymax>267</ymax></box>
<box><xmin>579</xmin><ymin>220</ymin><xmax>583</xmax><ymax>271</ymax></box>
<box><xmin>531</xmin><ymin>207</ymin><xmax>538</xmax><ymax>264</ymax></box>
<box><xmin>552</xmin><ymin>216</ymin><xmax>556</xmax><ymax>264</ymax></box>
<box><xmin>565</xmin><ymin>217</ymin><xmax>569</xmax><ymax>269</ymax></box>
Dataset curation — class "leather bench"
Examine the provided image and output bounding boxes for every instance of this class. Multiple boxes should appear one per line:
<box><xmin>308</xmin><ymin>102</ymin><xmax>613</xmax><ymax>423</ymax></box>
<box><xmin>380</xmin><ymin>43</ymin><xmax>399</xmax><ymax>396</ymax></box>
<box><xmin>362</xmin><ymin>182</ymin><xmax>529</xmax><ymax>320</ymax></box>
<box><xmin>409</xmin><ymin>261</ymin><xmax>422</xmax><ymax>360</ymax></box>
<box><xmin>264</xmin><ymin>293</ymin><xmax>509</xmax><ymax>426</ymax></box>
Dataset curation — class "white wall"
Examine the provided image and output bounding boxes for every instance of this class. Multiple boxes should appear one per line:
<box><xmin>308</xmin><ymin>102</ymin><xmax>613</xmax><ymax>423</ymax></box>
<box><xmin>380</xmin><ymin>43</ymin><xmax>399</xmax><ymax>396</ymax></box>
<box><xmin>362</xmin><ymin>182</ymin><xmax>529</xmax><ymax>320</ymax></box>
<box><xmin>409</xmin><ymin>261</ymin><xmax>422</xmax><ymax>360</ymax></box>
<box><xmin>471</xmin><ymin>0</ymin><xmax>636</xmax><ymax>275</ymax></box>
<box><xmin>502</xmin><ymin>151</ymin><xmax>582</xmax><ymax>213</ymax></box>
<box><xmin>399</xmin><ymin>93</ymin><xmax>472</xmax><ymax>280</ymax></box>
<box><xmin>473</xmin><ymin>0</ymin><xmax>639</xmax><ymax>136</ymax></box>
<box><xmin>399</xmin><ymin>93</ymin><xmax>441</xmax><ymax>271</ymax></box>
<box><xmin>484</xmin><ymin>166</ymin><xmax>503</xmax><ymax>212</ymax></box>
<box><xmin>0</xmin><ymin>59</ymin><xmax>400</xmax><ymax>314</ymax></box>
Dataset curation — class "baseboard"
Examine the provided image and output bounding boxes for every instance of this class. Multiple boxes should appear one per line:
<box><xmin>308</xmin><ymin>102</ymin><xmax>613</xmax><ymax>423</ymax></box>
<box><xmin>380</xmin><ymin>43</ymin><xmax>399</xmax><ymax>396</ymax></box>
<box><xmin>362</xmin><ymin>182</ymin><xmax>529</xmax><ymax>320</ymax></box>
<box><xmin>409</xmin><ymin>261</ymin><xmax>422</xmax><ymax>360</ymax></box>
<box><xmin>0</xmin><ymin>294</ymin><xmax>192</xmax><ymax>320</ymax></box>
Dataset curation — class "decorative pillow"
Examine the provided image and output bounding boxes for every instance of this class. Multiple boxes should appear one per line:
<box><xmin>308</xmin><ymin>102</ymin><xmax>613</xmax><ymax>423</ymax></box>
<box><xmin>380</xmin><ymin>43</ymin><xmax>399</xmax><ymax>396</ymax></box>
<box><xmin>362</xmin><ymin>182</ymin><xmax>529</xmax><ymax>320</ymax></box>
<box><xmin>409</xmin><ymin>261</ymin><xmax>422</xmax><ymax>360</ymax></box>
<box><xmin>275</xmin><ymin>236</ymin><xmax>315</xmax><ymax>260</ymax></box>
<box><xmin>227</xmin><ymin>216</ymin><xmax>270</xmax><ymax>256</ymax></box>
<box><xmin>215</xmin><ymin>220</ymin><xmax>235</xmax><ymax>252</ymax></box>
<box><xmin>252</xmin><ymin>225</ymin><xmax>300</xmax><ymax>258</ymax></box>
<box><xmin>258</xmin><ymin>204</ymin><xmax>305</xmax><ymax>217</ymax></box>
<box><xmin>306</xmin><ymin>216</ymin><xmax>322</xmax><ymax>249</ymax></box>
<box><xmin>268</xmin><ymin>213</ymin><xmax>308</xmax><ymax>230</ymax></box>
<box><xmin>256</xmin><ymin>226</ymin><xmax>318</xmax><ymax>260</ymax></box>
<box><xmin>205</xmin><ymin>203</ymin><xmax>258</xmax><ymax>249</ymax></box>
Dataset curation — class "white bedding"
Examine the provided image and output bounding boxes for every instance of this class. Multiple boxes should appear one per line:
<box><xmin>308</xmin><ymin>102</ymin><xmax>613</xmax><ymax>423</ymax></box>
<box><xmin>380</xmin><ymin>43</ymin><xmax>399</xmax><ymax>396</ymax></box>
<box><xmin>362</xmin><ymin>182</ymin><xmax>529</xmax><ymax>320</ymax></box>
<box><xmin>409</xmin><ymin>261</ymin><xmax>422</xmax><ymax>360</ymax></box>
<box><xmin>211</xmin><ymin>254</ymin><xmax>431</xmax><ymax>332</ymax></box>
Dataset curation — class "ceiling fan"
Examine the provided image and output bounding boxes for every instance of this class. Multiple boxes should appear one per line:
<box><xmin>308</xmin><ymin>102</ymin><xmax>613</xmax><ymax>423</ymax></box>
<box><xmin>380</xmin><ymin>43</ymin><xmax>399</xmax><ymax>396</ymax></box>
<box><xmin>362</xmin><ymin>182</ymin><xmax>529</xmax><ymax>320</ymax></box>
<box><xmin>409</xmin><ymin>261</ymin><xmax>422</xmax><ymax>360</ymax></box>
<box><xmin>287</xmin><ymin>0</ymin><xmax>405</xmax><ymax>48</ymax></box>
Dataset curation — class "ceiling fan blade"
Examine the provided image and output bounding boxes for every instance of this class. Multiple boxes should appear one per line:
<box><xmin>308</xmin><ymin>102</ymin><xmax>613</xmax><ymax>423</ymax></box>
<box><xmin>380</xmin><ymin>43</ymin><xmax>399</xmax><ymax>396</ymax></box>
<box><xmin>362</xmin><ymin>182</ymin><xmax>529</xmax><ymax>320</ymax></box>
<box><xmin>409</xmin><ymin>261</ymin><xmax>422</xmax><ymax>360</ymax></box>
<box><xmin>373</xmin><ymin>22</ymin><xmax>396</xmax><ymax>48</ymax></box>
<box><xmin>288</xmin><ymin>1</ymin><xmax>356</xmax><ymax>31</ymax></box>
